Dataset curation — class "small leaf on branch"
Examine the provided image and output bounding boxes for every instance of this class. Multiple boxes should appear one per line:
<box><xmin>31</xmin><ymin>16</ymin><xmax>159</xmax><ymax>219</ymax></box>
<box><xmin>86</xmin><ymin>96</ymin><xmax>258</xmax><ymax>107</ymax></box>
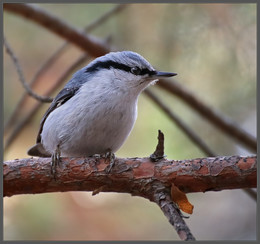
<box><xmin>171</xmin><ymin>183</ymin><xmax>194</xmax><ymax>214</ymax></box>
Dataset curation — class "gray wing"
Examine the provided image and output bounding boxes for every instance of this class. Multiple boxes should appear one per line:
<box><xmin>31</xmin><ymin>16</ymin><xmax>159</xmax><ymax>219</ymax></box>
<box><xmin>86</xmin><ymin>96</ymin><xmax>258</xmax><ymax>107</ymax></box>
<box><xmin>36</xmin><ymin>86</ymin><xmax>80</xmax><ymax>143</ymax></box>
<box><xmin>28</xmin><ymin>65</ymin><xmax>90</xmax><ymax>157</ymax></box>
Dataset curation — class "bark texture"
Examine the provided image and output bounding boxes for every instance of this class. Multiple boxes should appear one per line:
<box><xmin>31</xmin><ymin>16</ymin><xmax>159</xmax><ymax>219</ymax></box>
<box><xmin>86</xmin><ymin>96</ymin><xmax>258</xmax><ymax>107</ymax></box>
<box><xmin>4</xmin><ymin>155</ymin><xmax>256</xmax><ymax>198</ymax></box>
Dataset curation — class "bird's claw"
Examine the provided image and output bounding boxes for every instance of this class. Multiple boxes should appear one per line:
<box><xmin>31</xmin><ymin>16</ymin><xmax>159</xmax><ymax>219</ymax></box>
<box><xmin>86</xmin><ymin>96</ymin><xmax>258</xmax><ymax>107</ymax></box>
<box><xmin>91</xmin><ymin>150</ymin><xmax>115</xmax><ymax>173</ymax></box>
<box><xmin>51</xmin><ymin>145</ymin><xmax>61</xmax><ymax>178</ymax></box>
<box><xmin>104</xmin><ymin>150</ymin><xmax>115</xmax><ymax>173</ymax></box>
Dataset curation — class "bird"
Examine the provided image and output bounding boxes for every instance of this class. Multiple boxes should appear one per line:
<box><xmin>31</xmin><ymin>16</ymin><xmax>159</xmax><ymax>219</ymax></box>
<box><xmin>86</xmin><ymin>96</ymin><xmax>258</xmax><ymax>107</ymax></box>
<box><xmin>27</xmin><ymin>51</ymin><xmax>177</xmax><ymax>171</ymax></box>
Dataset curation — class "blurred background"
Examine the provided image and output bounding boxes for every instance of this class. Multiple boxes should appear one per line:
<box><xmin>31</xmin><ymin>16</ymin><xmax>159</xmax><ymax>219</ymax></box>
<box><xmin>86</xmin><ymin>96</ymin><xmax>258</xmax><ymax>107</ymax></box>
<box><xmin>3</xmin><ymin>3</ymin><xmax>256</xmax><ymax>241</ymax></box>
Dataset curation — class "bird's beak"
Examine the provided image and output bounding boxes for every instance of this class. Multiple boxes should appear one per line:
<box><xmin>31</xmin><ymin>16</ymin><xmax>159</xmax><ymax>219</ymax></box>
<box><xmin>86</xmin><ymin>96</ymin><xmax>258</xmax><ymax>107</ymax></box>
<box><xmin>153</xmin><ymin>71</ymin><xmax>177</xmax><ymax>78</ymax></box>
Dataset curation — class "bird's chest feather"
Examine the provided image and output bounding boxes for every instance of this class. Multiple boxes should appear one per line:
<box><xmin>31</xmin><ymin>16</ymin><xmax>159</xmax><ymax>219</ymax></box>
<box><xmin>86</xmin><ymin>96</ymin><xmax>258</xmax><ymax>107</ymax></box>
<box><xmin>56</xmin><ymin>86</ymin><xmax>137</xmax><ymax>138</ymax></box>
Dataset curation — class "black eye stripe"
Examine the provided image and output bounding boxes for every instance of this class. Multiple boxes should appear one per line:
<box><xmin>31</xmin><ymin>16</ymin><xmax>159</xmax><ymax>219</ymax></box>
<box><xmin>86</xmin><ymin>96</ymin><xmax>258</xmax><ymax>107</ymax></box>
<box><xmin>140</xmin><ymin>69</ymin><xmax>156</xmax><ymax>76</ymax></box>
<box><xmin>85</xmin><ymin>60</ymin><xmax>155</xmax><ymax>76</ymax></box>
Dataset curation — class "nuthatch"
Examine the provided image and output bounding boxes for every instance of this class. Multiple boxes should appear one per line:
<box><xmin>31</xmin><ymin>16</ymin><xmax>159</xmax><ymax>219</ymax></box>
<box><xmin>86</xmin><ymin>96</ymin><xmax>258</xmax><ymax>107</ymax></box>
<box><xmin>28</xmin><ymin>51</ymin><xmax>176</xmax><ymax>169</ymax></box>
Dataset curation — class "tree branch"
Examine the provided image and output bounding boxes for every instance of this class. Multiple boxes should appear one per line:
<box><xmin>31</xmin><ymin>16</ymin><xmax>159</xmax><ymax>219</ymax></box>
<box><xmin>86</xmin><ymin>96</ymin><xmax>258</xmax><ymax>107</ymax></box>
<box><xmin>4</xmin><ymin>155</ymin><xmax>256</xmax><ymax>197</ymax></box>
<box><xmin>154</xmin><ymin>190</ymin><xmax>195</xmax><ymax>241</ymax></box>
<box><xmin>3</xmin><ymin>133</ymin><xmax>256</xmax><ymax>243</ymax></box>
<box><xmin>3</xmin><ymin>3</ymin><xmax>111</xmax><ymax>56</ymax></box>
<box><xmin>3</xmin><ymin>154</ymin><xmax>256</xmax><ymax>240</ymax></box>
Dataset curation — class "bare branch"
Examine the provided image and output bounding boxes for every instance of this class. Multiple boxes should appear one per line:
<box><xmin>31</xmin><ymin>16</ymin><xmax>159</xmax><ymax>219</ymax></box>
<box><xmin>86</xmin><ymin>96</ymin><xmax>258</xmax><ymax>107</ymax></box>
<box><xmin>154</xmin><ymin>190</ymin><xmax>195</xmax><ymax>241</ymax></box>
<box><xmin>3</xmin><ymin>37</ymin><xmax>52</xmax><ymax>103</ymax></box>
<box><xmin>3</xmin><ymin>154</ymin><xmax>256</xmax><ymax>240</ymax></box>
<box><xmin>4</xmin><ymin>3</ymin><xmax>111</xmax><ymax>56</ymax></box>
<box><xmin>4</xmin><ymin>44</ymin><xmax>65</xmax><ymax>133</ymax></box>
<box><xmin>158</xmin><ymin>79</ymin><xmax>257</xmax><ymax>152</ymax></box>
<box><xmin>4</xmin><ymin>155</ymin><xmax>256</xmax><ymax>197</ymax></box>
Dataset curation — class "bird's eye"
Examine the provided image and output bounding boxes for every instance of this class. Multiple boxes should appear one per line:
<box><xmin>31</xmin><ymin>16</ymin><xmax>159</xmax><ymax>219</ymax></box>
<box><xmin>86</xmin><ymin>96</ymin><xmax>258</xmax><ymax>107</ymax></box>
<box><xmin>131</xmin><ymin>67</ymin><xmax>141</xmax><ymax>75</ymax></box>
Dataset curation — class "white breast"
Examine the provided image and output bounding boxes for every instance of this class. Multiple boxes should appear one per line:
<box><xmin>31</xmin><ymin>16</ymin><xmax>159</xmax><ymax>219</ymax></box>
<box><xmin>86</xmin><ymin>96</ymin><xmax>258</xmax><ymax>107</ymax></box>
<box><xmin>41</xmin><ymin>78</ymin><xmax>139</xmax><ymax>157</ymax></box>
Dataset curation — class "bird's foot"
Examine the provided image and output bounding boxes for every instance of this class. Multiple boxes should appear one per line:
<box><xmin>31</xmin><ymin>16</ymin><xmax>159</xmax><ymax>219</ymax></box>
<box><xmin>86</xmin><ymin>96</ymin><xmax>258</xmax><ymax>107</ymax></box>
<box><xmin>104</xmin><ymin>149</ymin><xmax>115</xmax><ymax>173</ymax></box>
<box><xmin>91</xmin><ymin>150</ymin><xmax>115</xmax><ymax>173</ymax></box>
<box><xmin>51</xmin><ymin>145</ymin><xmax>61</xmax><ymax>178</ymax></box>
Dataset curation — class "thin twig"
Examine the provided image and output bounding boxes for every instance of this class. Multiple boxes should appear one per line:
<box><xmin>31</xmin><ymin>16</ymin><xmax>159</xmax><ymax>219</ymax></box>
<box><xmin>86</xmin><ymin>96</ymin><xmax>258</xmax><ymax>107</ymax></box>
<box><xmin>3</xmin><ymin>37</ymin><xmax>52</xmax><ymax>103</ymax></box>
<box><xmin>4</xmin><ymin>54</ymin><xmax>90</xmax><ymax>151</ymax></box>
<box><xmin>3</xmin><ymin>45</ymin><xmax>67</xmax><ymax>133</ymax></box>
<box><xmin>84</xmin><ymin>4</ymin><xmax>127</xmax><ymax>33</ymax></box>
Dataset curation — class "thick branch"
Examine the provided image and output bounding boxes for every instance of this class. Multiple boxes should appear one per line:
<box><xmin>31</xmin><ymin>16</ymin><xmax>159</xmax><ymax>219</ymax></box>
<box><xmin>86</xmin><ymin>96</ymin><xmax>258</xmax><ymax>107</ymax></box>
<box><xmin>4</xmin><ymin>155</ymin><xmax>255</xmax><ymax>241</ymax></box>
<box><xmin>4</xmin><ymin>155</ymin><xmax>256</xmax><ymax>197</ymax></box>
